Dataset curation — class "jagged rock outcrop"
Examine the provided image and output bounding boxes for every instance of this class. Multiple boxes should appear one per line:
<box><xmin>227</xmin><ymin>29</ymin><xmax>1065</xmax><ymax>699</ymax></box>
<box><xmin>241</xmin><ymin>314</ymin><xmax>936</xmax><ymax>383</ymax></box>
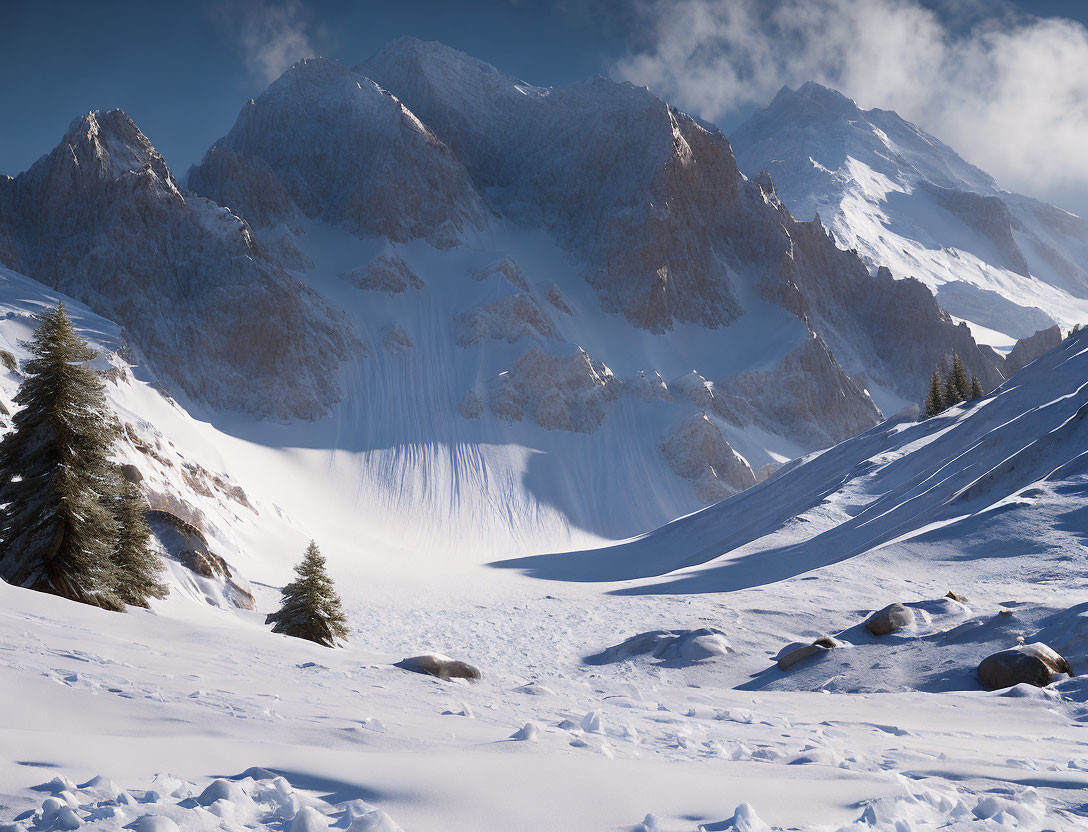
<box><xmin>546</xmin><ymin>284</ymin><xmax>573</xmax><ymax>316</ymax></box>
<box><xmin>383</xmin><ymin>322</ymin><xmax>414</xmax><ymax>353</ymax></box>
<box><xmin>455</xmin><ymin>293</ymin><xmax>557</xmax><ymax>346</ymax></box>
<box><xmin>713</xmin><ymin>335</ymin><xmax>882</xmax><ymax>448</ymax></box>
<box><xmin>359</xmin><ymin>39</ymin><xmax>1005</xmax><ymax>404</ymax></box>
<box><xmin>1005</xmin><ymin>325</ymin><xmax>1063</xmax><ymax>376</ymax></box>
<box><xmin>146</xmin><ymin>510</ymin><xmax>255</xmax><ymax>611</ymax></box>
<box><xmin>343</xmin><ymin>253</ymin><xmax>424</xmax><ymax>293</ymax></box>
<box><xmin>0</xmin><ymin>110</ymin><xmax>353</xmax><ymax>419</ymax></box>
<box><xmin>660</xmin><ymin>413</ymin><xmax>756</xmax><ymax>502</ymax></box>
<box><xmin>188</xmin><ymin>57</ymin><xmax>488</xmax><ymax>248</ymax></box>
<box><xmin>628</xmin><ymin>369</ymin><xmax>672</xmax><ymax>401</ymax></box>
<box><xmin>472</xmin><ymin>257</ymin><xmax>529</xmax><ymax>291</ymax></box>
<box><xmin>488</xmin><ymin>347</ymin><xmax>620</xmax><ymax>432</ymax></box>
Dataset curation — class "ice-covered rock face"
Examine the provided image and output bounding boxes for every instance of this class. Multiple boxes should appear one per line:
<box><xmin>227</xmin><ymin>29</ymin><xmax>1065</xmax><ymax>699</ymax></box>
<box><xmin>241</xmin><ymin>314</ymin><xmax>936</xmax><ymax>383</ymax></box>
<box><xmin>188</xmin><ymin>57</ymin><xmax>487</xmax><ymax>248</ymax></box>
<box><xmin>0</xmin><ymin>110</ymin><xmax>354</xmax><ymax>420</ymax></box>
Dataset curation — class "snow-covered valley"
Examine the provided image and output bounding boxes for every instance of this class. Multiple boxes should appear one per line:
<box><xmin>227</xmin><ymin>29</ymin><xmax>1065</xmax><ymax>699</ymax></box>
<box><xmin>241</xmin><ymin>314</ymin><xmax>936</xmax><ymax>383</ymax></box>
<box><xmin>1</xmin><ymin>255</ymin><xmax>1087</xmax><ymax>830</ymax></box>
<box><xmin>1</xmin><ymin>32</ymin><xmax>1087</xmax><ymax>832</ymax></box>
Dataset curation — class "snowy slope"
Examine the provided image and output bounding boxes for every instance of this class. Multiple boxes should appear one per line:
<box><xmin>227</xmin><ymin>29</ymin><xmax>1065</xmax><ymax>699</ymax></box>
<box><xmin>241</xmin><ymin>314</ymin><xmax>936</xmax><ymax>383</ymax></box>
<box><xmin>2</xmin><ymin>318</ymin><xmax>1088</xmax><ymax>831</ymax></box>
<box><xmin>731</xmin><ymin>82</ymin><xmax>1088</xmax><ymax>345</ymax></box>
<box><xmin>501</xmin><ymin>328</ymin><xmax>1088</xmax><ymax>589</ymax></box>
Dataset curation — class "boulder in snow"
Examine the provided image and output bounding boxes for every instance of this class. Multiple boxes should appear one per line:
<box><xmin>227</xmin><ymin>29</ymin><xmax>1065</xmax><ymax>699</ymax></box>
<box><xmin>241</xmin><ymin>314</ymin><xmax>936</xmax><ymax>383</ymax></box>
<box><xmin>394</xmin><ymin>653</ymin><xmax>481</xmax><ymax>681</ymax></box>
<box><xmin>776</xmin><ymin>636</ymin><xmax>845</xmax><ymax>671</ymax></box>
<box><xmin>865</xmin><ymin>603</ymin><xmax>915</xmax><ymax>636</ymax></box>
<box><xmin>977</xmin><ymin>643</ymin><xmax>1072</xmax><ymax>690</ymax></box>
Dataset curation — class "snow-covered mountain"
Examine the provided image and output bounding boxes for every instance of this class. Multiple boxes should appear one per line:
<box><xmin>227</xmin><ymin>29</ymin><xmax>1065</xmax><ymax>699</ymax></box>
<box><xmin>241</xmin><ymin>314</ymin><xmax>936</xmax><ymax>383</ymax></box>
<box><xmin>731</xmin><ymin>82</ymin><xmax>1088</xmax><ymax>345</ymax></box>
<box><xmin>0</xmin><ymin>40</ymin><xmax>1064</xmax><ymax>545</ymax></box>
<box><xmin>0</xmin><ymin>111</ymin><xmax>354</xmax><ymax>420</ymax></box>
<box><xmin>159</xmin><ymin>39</ymin><xmax>1045</xmax><ymax>534</ymax></box>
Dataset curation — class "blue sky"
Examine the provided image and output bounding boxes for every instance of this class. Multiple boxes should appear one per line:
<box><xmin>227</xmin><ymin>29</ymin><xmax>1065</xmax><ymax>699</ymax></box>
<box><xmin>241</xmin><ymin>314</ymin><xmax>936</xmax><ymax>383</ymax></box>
<box><xmin>1</xmin><ymin>0</ymin><xmax>1085</xmax><ymax>213</ymax></box>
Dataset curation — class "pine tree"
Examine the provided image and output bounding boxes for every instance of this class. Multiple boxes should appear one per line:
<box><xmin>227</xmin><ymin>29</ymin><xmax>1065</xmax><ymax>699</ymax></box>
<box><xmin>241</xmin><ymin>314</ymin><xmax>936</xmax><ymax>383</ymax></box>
<box><xmin>0</xmin><ymin>304</ymin><xmax>122</xmax><ymax>609</ymax></box>
<box><xmin>266</xmin><ymin>541</ymin><xmax>348</xmax><ymax>647</ymax></box>
<box><xmin>969</xmin><ymin>376</ymin><xmax>985</xmax><ymax>401</ymax></box>
<box><xmin>113</xmin><ymin>478</ymin><xmax>167</xmax><ymax>607</ymax></box>
<box><xmin>924</xmin><ymin>368</ymin><xmax>946</xmax><ymax>418</ymax></box>
<box><xmin>944</xmin><ymin>352</ymin><xmax>970</xmax><ymax>407</ymax></box>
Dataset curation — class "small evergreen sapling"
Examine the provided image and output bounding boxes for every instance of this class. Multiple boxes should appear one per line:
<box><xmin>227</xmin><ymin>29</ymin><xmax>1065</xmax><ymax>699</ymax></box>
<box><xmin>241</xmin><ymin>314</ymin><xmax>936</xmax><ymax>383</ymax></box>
<box><xmin>924</xmin><ymin>369</ymin><xmax>945</xmax><ymax>419</ymax></box>
<box><xmin>266</xmin><ymin>541</ymin><xmax>348</xmax><ymax>647</ymax></box>
<box><xmin>944</xmin><ymin>352</ymin><xmax>970</xmax><ymax>406</ymax></box>
<box><xmin>113</xmin><ymin>478</ymin><xmax>168</xmax><ymax>607</ymax></box>
<box><xmin>0</xmin><ymin>304</ymin><xmax>123</xmax><ymax>609</ymax></box>
<box><xmin>969</xmin><ymin>376</ymin><xmax>985</xmax><ymax>401</ymax></box>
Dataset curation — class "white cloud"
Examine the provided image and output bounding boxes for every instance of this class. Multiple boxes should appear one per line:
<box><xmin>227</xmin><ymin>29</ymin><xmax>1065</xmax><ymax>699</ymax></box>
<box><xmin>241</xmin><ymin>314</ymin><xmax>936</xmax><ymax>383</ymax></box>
<box><xmin>614</xmin><ymin>0</ymin><xmax>1088</xmax><ymax>211</ymax></box>
<box><xmin>210</xmin><ymin>0</ymin><xmax>316</xmax><ymax>85</ymax></box>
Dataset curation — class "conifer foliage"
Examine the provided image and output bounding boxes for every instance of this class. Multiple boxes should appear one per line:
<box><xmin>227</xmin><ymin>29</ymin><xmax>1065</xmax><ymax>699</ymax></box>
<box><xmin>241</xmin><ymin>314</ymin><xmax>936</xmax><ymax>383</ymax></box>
<box><xmin>114</xmin><ymin>480</ymin><xmax>168</xmax><ymax>607</ymax></box>
<box><xmin>0</xmin><ymin>304</ymin><xmax>166</xmax><ymax>610</ymax></box>
<box><xmin>924</xmin><ymin>369</ymin><xmax>945</xmax><ymax>419</ymax></box>
<box><xmin>923</xmin><ymin>351</ymin><xmax>984</xmax><ymax>419</ymax></box>
<box><xmin>266</xmin><ymin>541</ymin><xmax>348</xmax><ymax>647</ymax></box>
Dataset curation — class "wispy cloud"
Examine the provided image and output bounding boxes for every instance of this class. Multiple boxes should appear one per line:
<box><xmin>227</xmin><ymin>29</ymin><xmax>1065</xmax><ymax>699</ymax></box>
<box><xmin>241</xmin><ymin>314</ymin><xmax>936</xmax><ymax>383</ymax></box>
<box><xmin>209</xmin><ymin>0</ymin><xmax>316</xmax><ymax>85</ymax></box>
<box><xmin>613</xmin><ymin>0</ymin><xmax>1088</xmax><ymax>210</ymax></box>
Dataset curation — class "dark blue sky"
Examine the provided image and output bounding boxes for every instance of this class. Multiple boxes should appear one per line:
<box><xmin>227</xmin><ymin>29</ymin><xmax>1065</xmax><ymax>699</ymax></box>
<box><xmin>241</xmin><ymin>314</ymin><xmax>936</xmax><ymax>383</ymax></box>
<box><xmin>1</xmin><ymin>0</ymin><xmax>1085</xmax><ymax>200</ymax></box>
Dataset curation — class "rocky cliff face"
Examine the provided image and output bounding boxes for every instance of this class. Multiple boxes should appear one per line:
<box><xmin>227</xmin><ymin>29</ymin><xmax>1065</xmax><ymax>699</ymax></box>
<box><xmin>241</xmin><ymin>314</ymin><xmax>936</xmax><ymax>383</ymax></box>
<box><xmin>358</xmin><ymin>39</ymin><xmax>1006</xmax><ymax>405</ymax></box>
<box><xmin>0</xmin><ymin>110</ymin><xmax>353</xmax><ymax>419</ymax></box>
<box><xmin>1005</xmin><ymin>325</ymin><xmax>1063</xmax><ymax>376</ymax></box>
<box><xmin>188</xmin><ymin>57</ymin><xmax>488</xmax><ymax>249</ymax></box>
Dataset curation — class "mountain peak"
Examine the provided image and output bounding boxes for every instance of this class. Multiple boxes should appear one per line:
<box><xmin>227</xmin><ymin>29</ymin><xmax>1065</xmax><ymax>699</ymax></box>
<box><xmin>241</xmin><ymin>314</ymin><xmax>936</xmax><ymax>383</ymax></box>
<box><xmin>30</xmin><ymin>108</ymin><xmax>180</xmax><ymax>197</ymax></box>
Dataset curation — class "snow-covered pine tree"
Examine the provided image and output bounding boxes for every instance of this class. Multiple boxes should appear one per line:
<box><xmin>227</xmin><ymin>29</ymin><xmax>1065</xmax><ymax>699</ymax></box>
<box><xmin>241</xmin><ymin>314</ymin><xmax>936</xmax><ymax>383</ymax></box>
<box><xmin>113</xmin><ymin>478</ymin><xmax>168</xmax><ymax>607</ymax></box>
<box><xmin>944</xmin><ymin>352</ymin><xmax>970</xmax><ymax>407</ymax></box>
<box><xmin>266</xmin><ymin>540</ymin><xmax>348</xmax><ymax>647</ymax></box>
<box><xmin>969</xmin><ymin>376</ymin><xmax>984</xmax><ymax>401</ymax></box>
<box><xmin>924</xmin><ymin>368</ymin><xmax>946</xmax><ymax>418</ymax></box>
<box><xmin>0</xmin><ymin>304</ymin><xmax>122</xmax><ymax>609</ymax></box>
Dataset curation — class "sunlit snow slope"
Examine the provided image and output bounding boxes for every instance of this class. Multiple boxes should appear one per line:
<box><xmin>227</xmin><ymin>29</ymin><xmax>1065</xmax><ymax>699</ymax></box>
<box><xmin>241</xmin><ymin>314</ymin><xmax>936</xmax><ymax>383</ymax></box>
<box><xmin>731</xmin><ymin>82</ymin><xmax>1088</xmax><ymax>346</ymax></box>
<box><xmin>501</xmin><ymin>327</ymin><xmax>1088</xmax><ymax>591</ymax></box>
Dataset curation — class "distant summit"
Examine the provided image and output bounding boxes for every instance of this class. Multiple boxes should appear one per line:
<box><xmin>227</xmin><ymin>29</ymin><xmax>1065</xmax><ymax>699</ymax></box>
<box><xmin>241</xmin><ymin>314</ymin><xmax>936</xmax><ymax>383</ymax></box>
<box><xmin>731</xmin><ymin>82</ymin><xmax>1088</xmax><ymax>342</ymax></box>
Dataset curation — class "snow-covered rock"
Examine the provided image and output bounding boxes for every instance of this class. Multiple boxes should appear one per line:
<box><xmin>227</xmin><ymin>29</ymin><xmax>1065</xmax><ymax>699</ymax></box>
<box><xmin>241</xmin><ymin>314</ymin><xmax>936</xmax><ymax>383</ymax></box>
<box><xmin>660</xmin><ymin>413</ymin><xmax>756</xmax><ymax>502</ymax></box>
<box><xmin>487</xmin><ymin>347</ymin><xmax>620</xmax><ymax>433</ymax></box>
<box><xmin>1004</xmin><ymin>325</ymin><xmax>1062</xmax><ymax>376</ymax></box>
<box><xmin>586</xmin><ymin>628</ymin><xmax>731</xmax><ymax>665</ymax></box>
<box><xmin>342</xmin><ymin>254</ymin><xmax>424</xmax><ymax>294</ymax></box>
<box><xmin>977</xmin><ymin>643</ymin><xmax>1072</xmax><ymax>690</ymax></box>
<box><xmin>865</xmin><ymin>603</ymin><xmax>916</xmax><ymax>637</ymax></box>
<box><xmin>394</xmin><ymin>653</ymin><xmax>481</xmax><ymax>681</ymax></box>
<box><xmin>454</xmin><ymin>293</ymin><xmax>557</xmax><ymax>347</ymax></box>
